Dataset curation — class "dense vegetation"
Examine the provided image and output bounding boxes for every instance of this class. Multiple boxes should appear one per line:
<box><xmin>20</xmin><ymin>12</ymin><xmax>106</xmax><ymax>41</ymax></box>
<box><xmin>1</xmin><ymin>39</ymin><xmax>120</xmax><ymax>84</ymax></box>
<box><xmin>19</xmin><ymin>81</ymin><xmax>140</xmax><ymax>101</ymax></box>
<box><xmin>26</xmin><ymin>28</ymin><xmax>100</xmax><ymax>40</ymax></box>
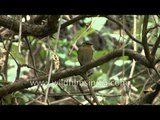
<box><xmin>0</xmin><ymin>15</ymin><xmax>160</xmax><ymax>105</ymax></box>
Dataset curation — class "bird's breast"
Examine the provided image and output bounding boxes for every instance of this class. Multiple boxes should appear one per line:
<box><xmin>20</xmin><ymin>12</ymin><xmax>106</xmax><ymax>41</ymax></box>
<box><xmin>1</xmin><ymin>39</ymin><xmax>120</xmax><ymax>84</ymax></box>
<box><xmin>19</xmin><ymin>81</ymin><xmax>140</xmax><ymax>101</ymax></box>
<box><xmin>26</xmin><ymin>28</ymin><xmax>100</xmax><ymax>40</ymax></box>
<box><xmin>78</xmin><ymin>46</ymin><xmax>93</xmax><ymax>66</ymax></box>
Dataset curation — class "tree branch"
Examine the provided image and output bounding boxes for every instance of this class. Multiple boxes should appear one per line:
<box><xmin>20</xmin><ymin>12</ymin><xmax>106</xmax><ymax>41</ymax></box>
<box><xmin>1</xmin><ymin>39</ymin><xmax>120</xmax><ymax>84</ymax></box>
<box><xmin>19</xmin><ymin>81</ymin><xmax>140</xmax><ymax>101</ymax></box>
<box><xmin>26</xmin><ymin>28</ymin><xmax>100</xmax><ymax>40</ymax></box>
<box><xmin>136</xmin><ymin>82</ymin><xmax>160</xmax><ymax>104</ymax></box>
<box><xmin>61</xmin><ymin>15</ymin><xmax>92</xmax><ymax>28</ymax></box>
<box><xmin>0</xmin><ymin>49</ymin><xmax>151</xmax><ymax>97</ymax></box>
<box><xmin>105</xmin><ymin>15</ymin><xmax>141</xmax><ymax>44</ymax></box>
<box><xmin>0</xmin><ymin>15</ymin><xmax>92</xmax><ymax>38</ymax></box>
<box><xmin>0</xmin><ymin>15</ymin><xmax>59</xmax><ymax>38</ymax></box>
<box><xmin>13</xmin><ymin>69</ymin><xmax>148</xmax><ymax>97</ymax></box>
<box><xmin>142</xmin><ymin>15</ymin><xmax>152</xmax><ymax>62</ymax></box>
<box><xmin>105</xmin><ymin>15</ymin><xmax>160</xmax><ymax>48</ymax></box>
<box><xmin>151</xmin><ymin>35</ymin><xmax>160</xmax><ymax>57</ymax></box>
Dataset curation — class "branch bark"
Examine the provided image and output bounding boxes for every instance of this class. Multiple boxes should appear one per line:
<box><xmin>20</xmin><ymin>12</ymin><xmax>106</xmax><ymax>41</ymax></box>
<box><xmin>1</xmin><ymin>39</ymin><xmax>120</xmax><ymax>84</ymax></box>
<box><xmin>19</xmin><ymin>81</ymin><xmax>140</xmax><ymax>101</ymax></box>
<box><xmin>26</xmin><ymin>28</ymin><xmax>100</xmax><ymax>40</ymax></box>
<box><xmin>0</xmin><ymin>49</ymin><xmax>150</xmax><ymax>97</ymax></box>
<box><xmin>142</xmin><ymin>15</ymin><xmax>152</xmax><ymax>62</ymax></box>
<box><xmin>136</xmin><ymin>82</ymin><xmax>160</xmax><ymax>104</ymax></box>
<box><xmin>0</xmin><ymin>15</ymin><xmax>59</xmax><ymax>38</ymax></box>
<box><xmin>0</xmin><ymin>15</ymin><xmax>91</xmax><ymax>38</ymax></box>
<box><xmin>29</xmin><ymin>15</ymin><xmax>47</xmax><ymax>24</ymax></box>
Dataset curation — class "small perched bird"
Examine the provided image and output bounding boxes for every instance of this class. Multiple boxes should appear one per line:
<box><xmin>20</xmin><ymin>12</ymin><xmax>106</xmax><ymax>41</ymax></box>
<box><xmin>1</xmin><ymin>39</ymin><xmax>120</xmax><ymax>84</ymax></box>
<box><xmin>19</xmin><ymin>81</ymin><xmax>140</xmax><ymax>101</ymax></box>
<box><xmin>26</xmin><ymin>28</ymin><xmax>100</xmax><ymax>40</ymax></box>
<box><xmin>78</xmin><ymin>41</ymin><xmax>100</xmax><ymax>105</ymax></box>
<box><xmin>77</xmin><ymin>41</ymin><xmax>93</xmax><ymax>66</ymax></box>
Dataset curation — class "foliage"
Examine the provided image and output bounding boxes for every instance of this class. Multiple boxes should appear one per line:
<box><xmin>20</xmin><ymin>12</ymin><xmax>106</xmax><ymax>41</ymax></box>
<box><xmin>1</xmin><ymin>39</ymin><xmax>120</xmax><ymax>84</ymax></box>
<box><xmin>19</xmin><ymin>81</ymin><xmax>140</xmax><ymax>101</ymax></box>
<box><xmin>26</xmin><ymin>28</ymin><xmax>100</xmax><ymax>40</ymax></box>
<box><xmin>0</xmin><ymin>15</ymin><xmax>160</xmax><ymax>105</ymax></box>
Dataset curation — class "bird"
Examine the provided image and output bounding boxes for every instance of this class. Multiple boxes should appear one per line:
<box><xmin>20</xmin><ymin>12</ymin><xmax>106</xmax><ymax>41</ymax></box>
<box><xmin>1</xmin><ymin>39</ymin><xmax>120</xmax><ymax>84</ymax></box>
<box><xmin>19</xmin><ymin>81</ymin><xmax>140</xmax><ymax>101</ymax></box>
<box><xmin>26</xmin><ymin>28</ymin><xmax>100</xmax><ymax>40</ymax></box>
<box><xmin>77</xmin><ymin>41</ymin><xmax>93</xmax><ymax>66</ymax></box>
<box><xmin>77</xmin><ymin>41</ymin><xmax>100</xmax><ymax>105</ymax></box>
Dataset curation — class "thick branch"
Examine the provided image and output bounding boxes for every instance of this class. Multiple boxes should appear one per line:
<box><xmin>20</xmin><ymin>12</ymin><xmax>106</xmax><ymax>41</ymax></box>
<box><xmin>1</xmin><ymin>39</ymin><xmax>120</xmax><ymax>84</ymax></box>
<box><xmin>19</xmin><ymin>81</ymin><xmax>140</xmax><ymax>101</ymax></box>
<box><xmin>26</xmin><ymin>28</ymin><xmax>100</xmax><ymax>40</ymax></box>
<box><xmin>0</xmin><ymin>15</ymin><xmax>92</xmax><ymax>38</ymax></box>
<box><xmin>0</xmin><ymin>15</ymin><xmax>59</xmax><ymax>38</ymax></box>
<box><xmin>142</xmin><ymin>15</ymin><xmax>152</xmax><ymax>61</ymax></box>
<box><xmin>0</xmin><ymin>49</ymin><xmax>150</xmax><ymax>97</ymax></box>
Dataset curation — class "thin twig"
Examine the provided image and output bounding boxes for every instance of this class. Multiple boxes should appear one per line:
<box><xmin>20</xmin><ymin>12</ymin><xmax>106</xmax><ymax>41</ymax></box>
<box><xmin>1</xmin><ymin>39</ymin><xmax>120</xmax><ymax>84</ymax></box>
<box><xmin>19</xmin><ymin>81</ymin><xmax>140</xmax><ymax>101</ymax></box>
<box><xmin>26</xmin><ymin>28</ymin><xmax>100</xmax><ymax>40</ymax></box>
<box><xmin>25</xmin><ymin>95</ymin><xmax>44</xmax><ymax>105</ymax></box>
<box><xmin>58</xmin><ymin>85</ymin><xmax>83</xmax><ymax>105</ymax></box>
<box><xmin>21</xmin><ymin>69</ymin><xmax>146</xmax><ymax>98</ymax></box>
<box><xmin>83</xmin><ymin>74</ymin><xmax>100</xmax><ymax>105</ymax></box>
<box><xmin>2</xmin><ymin>41</ymin><xmax>19</xmax><ymax>65</ymax></box>
<box><xmin>61</xmin><ymin>15</ymin><xmax>92</xmax><ymax>29</ymax></box>
<box><xmin>21</xmin><ymin>64</ymin><xmax>47</xmax><ymax>75</ymax></box>
<box><xmin>105</xmin><ymin>15</ymin><xmax>160</xmax><ymax>48</ymax></box>
<box><xmin>121</xmin><ymin>16</ymin><xmax>128</xmax><ymax>104</ymax></box>
<box><xmin>49</xmin><ymin>97</ymin><xmax>74</xmax><ymax>105</ymax></box>
<box><xmin>44</xmin><ymin>59</ymin><xmax>53</xmax><ymax>104</ymax></box>
<box><xmin>127</xmin><ymin>15</ymin><xmax>137</xmax><ymax>103</ymax></box>
<box><xmin>153</xmin><ymin>67</ymin><xmax>160</xmax><ymax>79</ymax></box>
<box><xmin>0</xmin><ymin>49</ymin><xmax>150</xmax><ymax>97</ymax></box>
<box><xmin>44</xmin><ymin>15</ymin><xmax>63</xmax><ymax>103</ymax></box>
<box><xmin>15</xmin><ymin>65</ymin><xmax>21</xmax><ymax>81</ymax></box>
<box><xmin>68</xmin><ymin>15</ymin><xmax>97</xmax><ymax>55</ymax></box>
<box><xmin>2</xmin><ymin>39</ymin><xmax>13</xmax><ymax>79</ymax></box>
<box><xmin>24</xmin><ymin>37</ymin><xmax>37</xmax><ymax>77</ymax></box>
<box><xmin>146</xmin><ymin>24</ymin><xmax>160</xmax><ymax>34</ymax></box>
<box><xmin>140</xmin><ymin>69</ymin><xmax>153</xmax><ymax>95</ymax></box>
<box><xmin>25</xmin><ymin>36</ymin><xmax>46</xmax><ymax>95</ymax></box>
<box><xmin>18</xmin><ymin>15</ymin><xmax>22</xmax><ymax>53</ymax></box>
<box><xmin>151</xmin><ymin>35</ymin><xmax>160</xmax><ymax>57</ymax></box>
<box><xmin>106</xmin><ymin>15</ymin><xmax>141</xmax><ymax>44</ymax></box>
<box><xmin>77</xmin><ymin>83</ymin><xmax>93</xmax><ymax>105</ymax></box>
<box><xmin>54</xmin><ymin>15</ymin><xmax>63</xmax><ymax>53</ymax></box>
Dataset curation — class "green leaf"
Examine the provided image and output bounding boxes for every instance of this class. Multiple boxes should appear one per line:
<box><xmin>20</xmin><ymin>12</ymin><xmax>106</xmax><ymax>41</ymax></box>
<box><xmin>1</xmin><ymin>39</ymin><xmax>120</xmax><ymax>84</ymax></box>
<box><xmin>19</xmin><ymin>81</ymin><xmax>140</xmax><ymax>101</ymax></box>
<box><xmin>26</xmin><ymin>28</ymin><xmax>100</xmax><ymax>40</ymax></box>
<box><xmin>84</xmin><ymin>17</ymin><xmax>107</xmax><ymax>31</ymax></box>
<box><xmin>130</xmin><ymin>84</ymin><xmax>138</xmax><ymax>92</ymax></box>
<box><xmin>94</xmin><ymin>50</ymin><xmax>109</xmax><ymax>59</ymax></box>
<box><xmin>94</xmin><ymin>50</ymin><xmax>111</xmax><ymax>73</ymax></box>
<box><xmin>114</xmin><ymin>56</ymin><xmax>130</xmax><ymax>67</ymax></box>
<box><xmin>110</xmin><ymin>33</ymin><xmax>129</xmax><ymax>41</ymax></box>
<box><xmin>8</xmin><ymin>59</ymin><xmax>17</xmax><ymax>82</ymax></box>
<box><xmin>148</xmin><ymin>22</ymin><xmax>154</xmax><ymax>28</ymax></box>
<box><xmin>40</xmin><ymin>49</ymin><xmax>47</xmax><ymax>60</ymax></box>
<box><xmin>114</xmin><ymin>60</ymin><xmax>131</xmax><ymax>66</ymax></box>
<box><xmin>10</xmin><ymin>44</ymin><xmax>25</xmax><ymax>64</ymax></box>
<box><xmin>0</xmin><ymin>80</ymin><xmax>11</xmax><ymax>85</ymax></box>
<box><xmin>65</xmin><ymin>60</ymin><xmax>79</xmax><ymax>66</ymax></box>
<box><xmin>72</xmin><ymin>27</ymin><xmax>86</xmax><ymax>43</ymax></box>
<box><xmin>59</xmin><ymin>38</ymin><xmax>68</xmax><ymax>46</ymax></box>
<box><xmin>71</xmin><ymin>27</ymin><xmax>95</xmax><ymax>44</ymax></box>
<box><xmin>90</xmin><ymin>69</ymin><xmax>103</xmax><ymax>82</ymax></box>
<box><xmin>58</xmin><ymin>53</ymin><xmax>66</xmax><ymax>59</ymax></box>
<box><xmin>3</xmin><ymin>94</ymin><xmax>12</xmax><ymax>104</ymax></box>
<box><xmin>82</xmin><ymin>27</ymin><xmax>95</xmax><ymax>36</ymax></box>
<box><xmin>94</xmin><ymin>74</ymin><xmax>109</xmax><ymax>88</ymax></box>
<box><xmin>20</xmin><ymin>67</ymin><xmax>30</xmax><ymax>76</ymax></box>
<box><xmin>100</xmin><ymin>63</ymin><xmax>110</xmax><ymax>73</ymax></box>
<box><xmin>14</xmin><ymin>91</ymin><xmax>23</xmax><ymax>98</ymax></box>
<box><xmin>14</xmin><ymin>92</ymin><xmax>30</xmax><ymax>103</ymax></box>
<box><xmin>50</xmin><ymin>83</ymin><xmax>61</xmax><ymax>93</ymax></box>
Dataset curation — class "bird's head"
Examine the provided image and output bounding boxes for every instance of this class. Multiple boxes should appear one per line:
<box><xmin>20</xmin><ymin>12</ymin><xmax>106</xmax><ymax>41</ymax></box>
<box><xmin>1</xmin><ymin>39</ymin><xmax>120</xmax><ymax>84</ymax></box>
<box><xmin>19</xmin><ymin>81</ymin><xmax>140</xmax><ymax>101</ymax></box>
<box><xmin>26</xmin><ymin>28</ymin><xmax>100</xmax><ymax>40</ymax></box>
<box><xmin>82</xmin><ymin>41</ymin><xmax>93</xmax><ymax>47</ymax></box>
